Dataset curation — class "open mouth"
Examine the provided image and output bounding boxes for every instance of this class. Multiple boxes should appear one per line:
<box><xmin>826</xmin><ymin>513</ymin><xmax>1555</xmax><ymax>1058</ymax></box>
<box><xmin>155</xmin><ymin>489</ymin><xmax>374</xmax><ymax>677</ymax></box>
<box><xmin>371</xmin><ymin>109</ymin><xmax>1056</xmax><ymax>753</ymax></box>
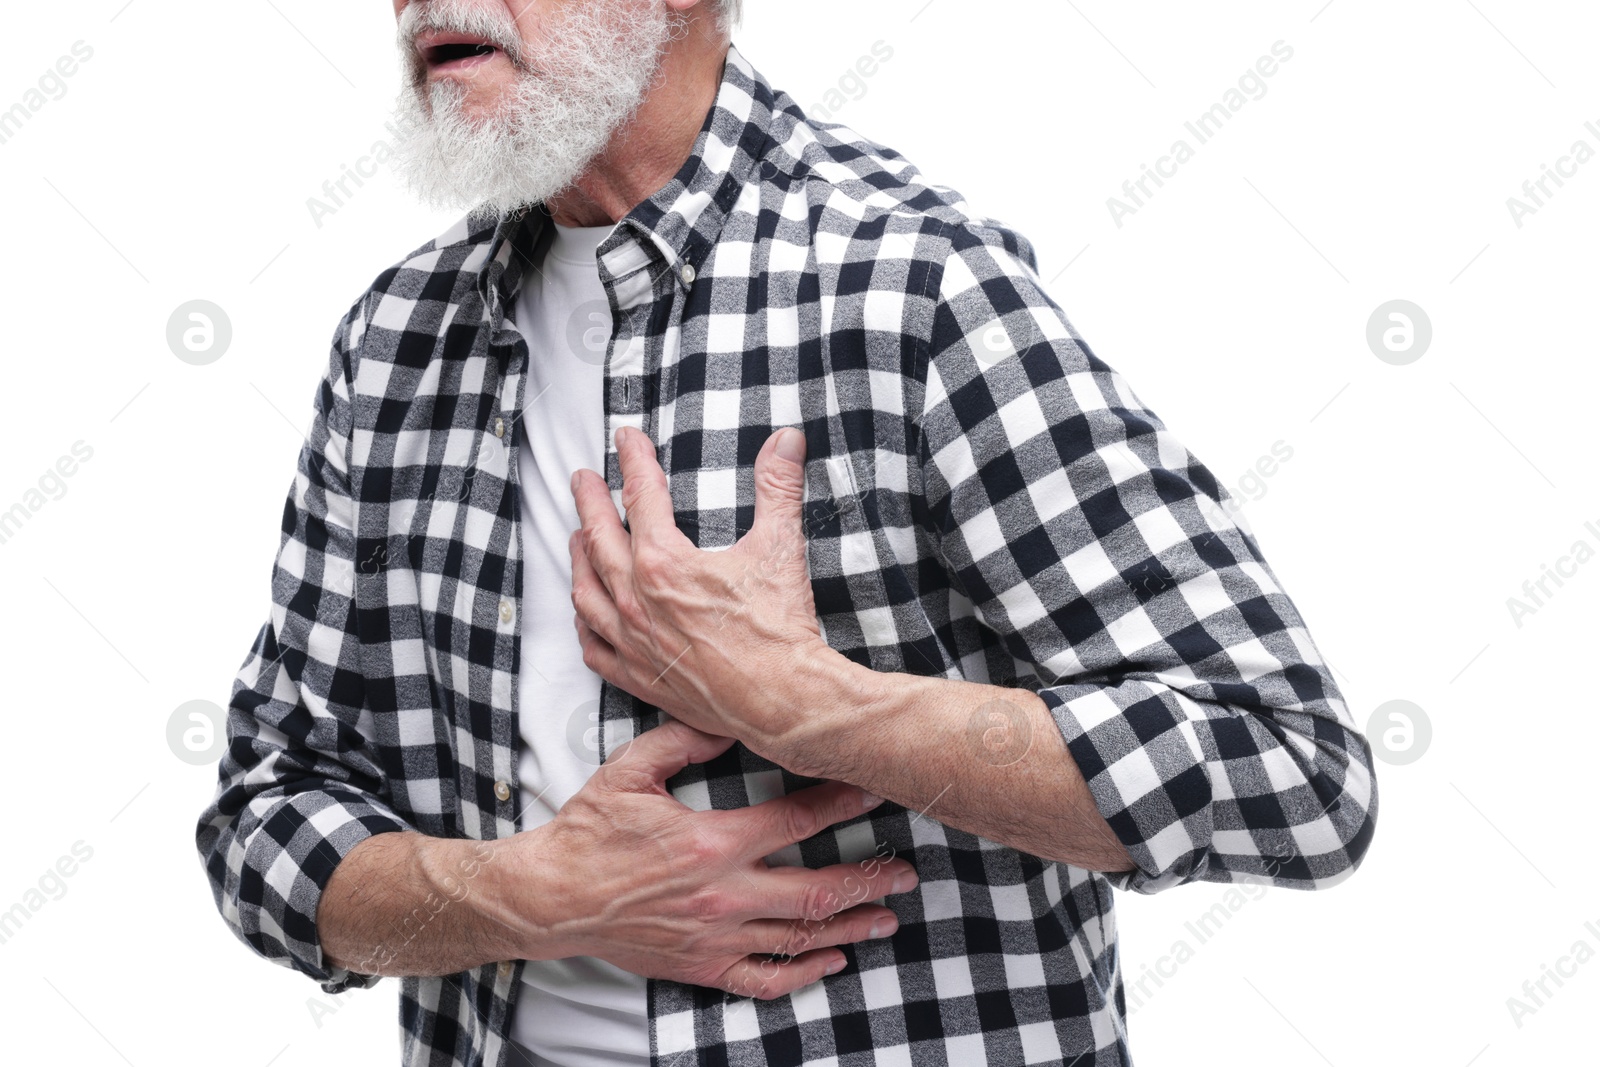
<box><xmin>417</xmin><ymin>32</ymin><xmax>505</xmax><ymax>73</ymax></box>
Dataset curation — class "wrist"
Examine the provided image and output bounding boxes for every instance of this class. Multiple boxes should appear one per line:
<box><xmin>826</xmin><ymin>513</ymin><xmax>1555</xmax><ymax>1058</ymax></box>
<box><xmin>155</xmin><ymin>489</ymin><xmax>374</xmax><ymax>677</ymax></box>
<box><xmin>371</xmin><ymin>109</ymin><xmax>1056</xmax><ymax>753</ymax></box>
<box><xmin>759</xmin><ymin>643</ymin><xmax>891</xmax><ymax>779</ymax></box>
<box><xmin>416</xmin><ymin>830</ymin><xmax>560</xmax><ymax>964</ymax></box>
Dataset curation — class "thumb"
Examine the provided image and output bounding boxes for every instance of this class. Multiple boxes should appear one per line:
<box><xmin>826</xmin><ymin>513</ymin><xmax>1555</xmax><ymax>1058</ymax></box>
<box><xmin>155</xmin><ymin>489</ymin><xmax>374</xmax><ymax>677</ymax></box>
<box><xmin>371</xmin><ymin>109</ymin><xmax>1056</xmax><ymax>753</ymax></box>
<box><xmin>604</xmin><ymin>716</ymin><xmax>737</xmax><ymax>784</ymax></box>
<box><xmin>749</xmin><ymin>427</ymin><xmax>808</xmax><ymax>552</ymax></box>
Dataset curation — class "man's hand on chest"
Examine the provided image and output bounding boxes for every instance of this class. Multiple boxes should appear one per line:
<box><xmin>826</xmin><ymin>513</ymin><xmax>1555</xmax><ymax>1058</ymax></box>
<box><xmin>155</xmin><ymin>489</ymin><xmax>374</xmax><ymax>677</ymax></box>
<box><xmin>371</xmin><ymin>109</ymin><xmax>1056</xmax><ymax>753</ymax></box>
<box><xmin>568</xmin><ymin>423</ymin><xmax>842</xmax><ymax>764</ymax></box>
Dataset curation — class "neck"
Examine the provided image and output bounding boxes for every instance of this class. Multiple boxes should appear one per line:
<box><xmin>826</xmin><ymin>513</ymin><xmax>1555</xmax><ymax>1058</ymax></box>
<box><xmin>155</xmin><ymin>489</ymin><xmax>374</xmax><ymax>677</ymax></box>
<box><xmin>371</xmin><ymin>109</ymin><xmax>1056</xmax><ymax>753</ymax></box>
<box><xmin>546</xmin><ymin>33</ymin><xmax>729</xmax><ymax>228</ymax></box>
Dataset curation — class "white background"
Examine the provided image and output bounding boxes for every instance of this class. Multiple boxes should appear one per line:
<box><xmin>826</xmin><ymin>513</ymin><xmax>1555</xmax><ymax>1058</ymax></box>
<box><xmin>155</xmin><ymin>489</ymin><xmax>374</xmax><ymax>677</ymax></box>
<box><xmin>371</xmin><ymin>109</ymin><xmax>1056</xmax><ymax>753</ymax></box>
<box><xmin>1</xmin><ymin>1</ymin><xmax>1595</xmax><ymax>1064</ymax></box>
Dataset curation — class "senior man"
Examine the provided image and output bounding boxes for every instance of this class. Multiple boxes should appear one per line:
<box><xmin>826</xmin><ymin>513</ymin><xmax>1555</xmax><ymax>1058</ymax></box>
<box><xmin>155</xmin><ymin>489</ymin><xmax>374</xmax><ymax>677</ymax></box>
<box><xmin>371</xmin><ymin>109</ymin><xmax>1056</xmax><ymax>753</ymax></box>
<box><xmin>196</xmin><ymin>1</ymin><xmax>1377</xmax><ymax>1064</ymax></box>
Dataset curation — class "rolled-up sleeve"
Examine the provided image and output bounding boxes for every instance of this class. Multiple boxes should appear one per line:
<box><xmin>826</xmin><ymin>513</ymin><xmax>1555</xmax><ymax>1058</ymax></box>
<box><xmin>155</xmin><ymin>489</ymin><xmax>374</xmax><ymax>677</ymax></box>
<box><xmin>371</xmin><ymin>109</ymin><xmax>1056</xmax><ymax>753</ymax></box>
<box><xmin>195</xmin><ymin>298</ymin><xmax>411</xmax><ymax>991</ymax></box>
<box><xmin>914</xmin><ymin>222</ymin><xmax>1377</xmax><ymax>892</ymax></box>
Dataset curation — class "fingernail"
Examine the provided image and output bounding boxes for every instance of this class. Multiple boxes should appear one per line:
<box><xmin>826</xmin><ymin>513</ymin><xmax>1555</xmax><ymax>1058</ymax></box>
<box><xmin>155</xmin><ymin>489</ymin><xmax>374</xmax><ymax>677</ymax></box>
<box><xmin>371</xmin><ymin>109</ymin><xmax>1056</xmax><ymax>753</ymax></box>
<box><xmin>776</xmin><ymin>427</ymin><xmax>805</xmax><ymax>466</ymax></box>
<box><xmin>891</xmin><ymin>870</ymin><xmax>918</xmax><ymax>894</ymax></box>
<box><xmin>860</xmin><ymin>790</ymin><xmax>884</xmax><ymax>813</ymax></box>
<box><xmin>825</xmin><ymin>955</ymin><xmax>846</xmax><ymax>975</ymax></box>
<box><xmin>870</xmin><ymin>916</ymin><xmax>898</xmax><ymax>938</ymax></box>
<box><xmin>570</xmin><ymin>471</ymin><xmax>581</xmax><ymax>494</ymax></box>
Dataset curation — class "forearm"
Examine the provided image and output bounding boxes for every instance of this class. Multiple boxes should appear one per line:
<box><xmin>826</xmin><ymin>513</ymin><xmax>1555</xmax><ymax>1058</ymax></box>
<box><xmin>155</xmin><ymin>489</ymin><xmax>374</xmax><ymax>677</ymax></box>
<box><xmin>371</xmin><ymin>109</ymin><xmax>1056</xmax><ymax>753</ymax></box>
<box><xmin>766</xmin><ymin>655</ymin><xmax>1135</xmax><ymax>872</ymax></box>
<box><xmin>320</xmin><ymin>829</ymin><xmax>545</xmax><ymax>977</ymax></box>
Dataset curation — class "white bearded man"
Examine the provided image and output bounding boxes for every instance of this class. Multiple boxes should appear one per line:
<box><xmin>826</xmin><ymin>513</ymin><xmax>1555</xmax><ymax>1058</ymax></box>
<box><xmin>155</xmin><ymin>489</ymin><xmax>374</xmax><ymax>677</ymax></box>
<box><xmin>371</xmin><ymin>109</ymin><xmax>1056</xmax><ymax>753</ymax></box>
<box><xmin>197</xmin><ymin>2</ymin><xmax>1378</xmax><ymax>1064</ymax></box>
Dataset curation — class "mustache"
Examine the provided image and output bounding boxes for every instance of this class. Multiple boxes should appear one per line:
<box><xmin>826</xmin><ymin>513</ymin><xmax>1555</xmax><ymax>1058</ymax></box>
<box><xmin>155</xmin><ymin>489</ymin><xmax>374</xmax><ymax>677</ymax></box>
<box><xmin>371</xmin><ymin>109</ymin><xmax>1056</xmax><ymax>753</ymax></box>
<box><xmin>397</xmin><ymin>1</ymin><xmax>529</xmax><ymax>72</ymax></box>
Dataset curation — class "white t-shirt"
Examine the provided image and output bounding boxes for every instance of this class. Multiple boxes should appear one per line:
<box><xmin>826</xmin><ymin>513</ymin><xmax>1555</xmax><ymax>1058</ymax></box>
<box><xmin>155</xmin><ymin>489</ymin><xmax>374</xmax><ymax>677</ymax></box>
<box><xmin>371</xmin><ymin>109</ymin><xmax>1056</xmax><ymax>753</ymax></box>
<box><xmin>508</xmin><ymin>218</ymin><xmax>650</xmax><ymax>1066</ymax></box>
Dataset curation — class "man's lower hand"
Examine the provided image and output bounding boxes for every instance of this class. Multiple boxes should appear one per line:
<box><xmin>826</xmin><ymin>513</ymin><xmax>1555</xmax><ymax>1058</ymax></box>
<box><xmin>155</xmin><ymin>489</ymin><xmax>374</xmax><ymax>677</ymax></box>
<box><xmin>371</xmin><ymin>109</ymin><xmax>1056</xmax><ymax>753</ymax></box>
<box><xmin>504</xmin><ymin>718</ymin><xmax>918</xmax><ymax>999</ymax></box>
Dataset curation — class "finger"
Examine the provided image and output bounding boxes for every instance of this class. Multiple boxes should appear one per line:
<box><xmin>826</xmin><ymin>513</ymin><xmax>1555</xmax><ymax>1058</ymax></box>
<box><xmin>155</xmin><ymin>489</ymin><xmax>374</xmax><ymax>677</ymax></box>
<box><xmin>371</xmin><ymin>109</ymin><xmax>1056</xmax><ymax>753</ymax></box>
<box><xmin>718</xmin><ymin>948</ymin><xmax>846</xmax><ymax>1001</ymax></box>
<box><xmin>598</xmin><ymin>716</ymin><xmax>737</xmax><ymax>786</ymax></box>
<box><xmin>713</xmin><ymin>779</ymin><xmax>883</xmax><ymax>860</ymax></box>
<box><xmin>754</xmin><ymin>860</ymin><xmax>920</xmax><ymax>923</ymax></box>
<box><xmin>745</xmin><ymin>427</ymin><xmax>808</xmax><ymax>556</ymax></box>
<box><xmin>614</xmin><ymin>426</ymin><xmax>680</xmax><ymax>545</ymax></box>
<box><xmin>574</xmin><ymin>616</ymin><xmax>625</xmax><ymax>687</ymax></box>
<box><xmin>569</xmin><ymin>530</ymin><xmax>624</xmax><ymax>645</ymax></box>
<box><xmin>571</xmin><ymin>469</ymin><xmax>633</xmax><ymax>594</ymax></box>
<box><xmin>740</xmin><ymin>903</ymin><xmax>898</xmax><ymax>960</ymax></box>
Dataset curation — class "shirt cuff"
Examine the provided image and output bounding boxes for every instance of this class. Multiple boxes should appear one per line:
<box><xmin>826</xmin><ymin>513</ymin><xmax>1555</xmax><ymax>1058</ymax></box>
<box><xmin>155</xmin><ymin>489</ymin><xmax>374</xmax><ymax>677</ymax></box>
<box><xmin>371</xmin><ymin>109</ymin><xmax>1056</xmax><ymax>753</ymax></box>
<box><xmin>239</xmin><ymin>787</ymin><xmax>412</xmax><ymax>991</ymax></box>
<box><xmin>1039</xmin><ymin>683</ymin><xmax>1212</xmax><ymax>894</ymax></box>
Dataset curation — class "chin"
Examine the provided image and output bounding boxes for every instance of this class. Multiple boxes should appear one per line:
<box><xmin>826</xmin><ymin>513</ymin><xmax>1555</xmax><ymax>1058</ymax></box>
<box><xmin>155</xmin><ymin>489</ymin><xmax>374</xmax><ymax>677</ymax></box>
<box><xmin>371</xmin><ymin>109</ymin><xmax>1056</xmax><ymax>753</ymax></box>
<box><xmin>426</xmin><ymin>71</ymin><xmax>515</xmax><ymax>114</ymax></box>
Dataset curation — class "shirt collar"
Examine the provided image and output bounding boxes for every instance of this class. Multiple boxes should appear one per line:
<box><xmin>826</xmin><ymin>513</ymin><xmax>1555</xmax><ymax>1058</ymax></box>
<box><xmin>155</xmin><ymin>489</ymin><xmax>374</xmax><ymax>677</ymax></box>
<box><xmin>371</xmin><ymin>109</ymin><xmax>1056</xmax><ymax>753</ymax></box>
<box><xmin>476</xmin><ymin>44</ymin><xmax>775</xmax><ymax>342</ymax></box>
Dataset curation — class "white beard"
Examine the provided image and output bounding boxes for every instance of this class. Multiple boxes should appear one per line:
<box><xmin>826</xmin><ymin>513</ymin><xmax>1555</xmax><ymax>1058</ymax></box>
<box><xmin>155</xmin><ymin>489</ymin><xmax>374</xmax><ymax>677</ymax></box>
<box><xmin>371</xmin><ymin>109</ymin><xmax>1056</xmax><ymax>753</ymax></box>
<box><xmin>390</xmin><ymin>0</ymin><xmax>683</xmax><ymax>222</ymax></box>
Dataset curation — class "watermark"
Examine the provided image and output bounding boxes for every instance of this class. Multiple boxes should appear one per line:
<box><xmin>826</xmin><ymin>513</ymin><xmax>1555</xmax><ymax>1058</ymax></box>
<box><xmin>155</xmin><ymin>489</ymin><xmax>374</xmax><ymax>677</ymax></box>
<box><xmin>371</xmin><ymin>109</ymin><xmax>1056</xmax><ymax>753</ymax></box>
<box><xmin>0</xmin><ymin>41</ymin><xmax>94</xmax><ymax>147</ymax></box>
<box><xmin>725</xmin><ymin>838</ymin><xmax>901</xmax><ymax>998</ymax></box>
<box><xmin>306</xmin><ymin>122</ymin><xmax>403</xmax><ymax>229</ymax></box>
<box><xmin>566</xmin><ymin>699</ymin><xmax>605</xmax><ymax>765</ymax></box>
<box><xmin>1366</xmin><ymin>699</ymin><xmax>1431</xmax><ymax>766</ymax></box>
<box><xmin>965</xmin><ymin>698</ymin><xmax>1034</xmax><ymax>767</ymax></box>
<box><xmin>1126</xmin><ymin>853</ymin><xmax>1293</xmax><ymax>1014</ymax></box>
<box><xmin>965</xmin><ymin>315</ymin><xmax>1044</xmax><ymax>366</ymax></box>
<box><xmin>1114</xmin><ymin>440</ymin><xmax>1292</xmax><ymax>598</ymax></box>
<box><xmin>1505</xmin><ymin>918</ymin><xmax>1600</xmax><ymax>1029</ymax></box>
<box><xmin>1505</xmin><ymin>519</ymin><xmax>1600</xmax><ymax>629</ymax></box>
<box><xmin>0</xmin><ymin>841</ymin><xmax>94</xmax><ymax>947</ymax></box>
<box><xmin>0</xmin><ymin>440</ymin><xmax>95</xmax><ymax>548</ymax></box>
<box><xmin>167</xmin><ymin>300</ymin><xmax>233</xmax><ymax>365</ymax></box>
<box><xmin>1221</xmin><ymin>440</ymin><xmax>1294</xmax><ymax>517</ymax></box>
<box><xmin>332</xmin><ymin>424</ymin><xmax>517</xmax><ymax>597</ymax></box>
<box><xmin>1366</xmin><ymin>299</ymin><xmax>1432</xmax><ymax>365</ymax></box>
<box><xmin>565</xmin><ymin>300</ymin><xmax>612</xmax><ymax>366</ymax></box>
<box><xmin>1108</xmin><ymin>41</ymin><xmax>1295</xmax><ymax>228</ymax></box>
<box><xmin>348</xmin><ymin>840</ymin><xmax>496</xmax><ymax>976</ymax></box>
<box><xmin>805</xmin><ymin>41</ymin><xmax>894</xmax><ymax>123</ymax></box>
<box><xmin>167</xmin><ymin>699</ymin><xmax>228</xmax><ymax>766</ymax></box>
<box><xmin>306</xmin><ymin>990</ymin><xmax>354</xmax><ymax>1029</ymax></box>
<box><xmin>1505</xmin><ymin>119</ymin><xmax>1600</xmax><ymax>229</ymax></box>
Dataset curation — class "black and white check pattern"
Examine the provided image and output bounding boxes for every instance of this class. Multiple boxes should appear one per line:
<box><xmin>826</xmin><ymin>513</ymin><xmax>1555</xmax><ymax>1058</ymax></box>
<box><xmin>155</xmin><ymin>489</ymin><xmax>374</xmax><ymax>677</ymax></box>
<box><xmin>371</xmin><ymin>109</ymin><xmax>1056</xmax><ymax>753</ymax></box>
<box><xmin>196</xmin><ymin>45</ymin><xmax>1376</xmax><ymax>1067</ymax></box>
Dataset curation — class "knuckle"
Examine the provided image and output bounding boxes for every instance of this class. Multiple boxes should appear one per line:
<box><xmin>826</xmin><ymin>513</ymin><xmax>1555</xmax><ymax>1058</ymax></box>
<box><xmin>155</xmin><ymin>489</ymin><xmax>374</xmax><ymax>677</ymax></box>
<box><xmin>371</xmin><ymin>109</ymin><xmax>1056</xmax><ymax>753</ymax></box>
<box><xmin>619</xmin><ymin>479</ymin><xmax>649</xmax><ymax>513</ymax></box>
<box><xmin>602</xmin><ymin>765</ymin><xmax>653</xmax><ymax>794</ymax></box>
<box><xmin>734</xmin><ymin>975</ymin><xmax>775</xmax><ymax>1000</ymax></box>
<box><xmin>683</xmin><ymin>958</ymin><xmax>732</xmax><ymax>991</ymax></box>
<box><xmin>718</xmin><ymin>961</ymin><xmax>750</xmax><ymax>991</ymax></box>
<box><xmin>746</xmin><ymin>964</ymin><xmax>784</xmax><ymax>1000</ymax></box>
<box><xmin>783</xmin><ymin>800</ymin><xmax>821</xmax><ymax>845</ymax></box>
<box><xmin>632</xmin><ymin>545</ymin><xmax>671</xmax><ymax>590</ymax></box>
<box><xmin>631</xmin><ymin>537</ymin><xmax>662</xmax><ymax>569</ymax></box>
<box><xmin>779</xmin><ymin>920</ymin><xmax>820</xmax><ymax>958</ymax></box>
<box><xmin>773</xmin><ymin>923</ymin><xmax>806</xmax><ymax>959</ymax></box>
<box><xmin>682</xmin><ymin>832</ymin><xmax>724</xmax><ymax>871</ymax></box>
<box><xmin>686</xmin><ymin>883</ymin><xmax>726</xmax><ymax>923</ymax></box>
<box><xmin>613</xmin><ymin>590</ymin><xmax>647</xmax><ymax>628</ymax></box>
<box><xmin>839</xmin><ymin>872</ymin><xmax>867</xmax><ymax>904</ymax></box>
<box><xmin>796</xmin><ymin>881</ymin><xmax>841</xmax><ymax>924</ymax></box>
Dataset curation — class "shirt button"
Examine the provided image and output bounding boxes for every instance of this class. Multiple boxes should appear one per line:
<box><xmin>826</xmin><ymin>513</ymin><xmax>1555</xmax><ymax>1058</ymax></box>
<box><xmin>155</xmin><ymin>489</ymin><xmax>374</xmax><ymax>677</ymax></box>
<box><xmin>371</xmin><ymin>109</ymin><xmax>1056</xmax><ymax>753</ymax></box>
<box><xmin>493</xmin><ymin>417</ymin><xmax>505</xmax><ymax>438</ymax></box>
<box><xmin>494</xmin><ymin>780</ymin><xmax>512</xmax><ymax>802</ymax></box>
<box><xmin>499</xmin><ymin>600</ymin><xmax>513</xmax><ymax>624</ymax></box>
<box><xmin>498</xmin><ymin>960</ymin><xmax>514</xmax><ymax>979</ymax></box>
<box><xmin>680</xmin><ymin>262</ymin><xmax>696</xmax><ymax>286</ymax></box>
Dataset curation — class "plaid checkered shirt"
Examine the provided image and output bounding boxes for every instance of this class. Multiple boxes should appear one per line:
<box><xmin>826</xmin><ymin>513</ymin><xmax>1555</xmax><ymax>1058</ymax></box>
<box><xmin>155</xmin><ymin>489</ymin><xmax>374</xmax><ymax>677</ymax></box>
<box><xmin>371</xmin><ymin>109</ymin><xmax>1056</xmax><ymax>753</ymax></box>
<box><xmin>196</xmin><ymin>44</ymin><xmax>1377</xmax><ymax>1067</ymax></box>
